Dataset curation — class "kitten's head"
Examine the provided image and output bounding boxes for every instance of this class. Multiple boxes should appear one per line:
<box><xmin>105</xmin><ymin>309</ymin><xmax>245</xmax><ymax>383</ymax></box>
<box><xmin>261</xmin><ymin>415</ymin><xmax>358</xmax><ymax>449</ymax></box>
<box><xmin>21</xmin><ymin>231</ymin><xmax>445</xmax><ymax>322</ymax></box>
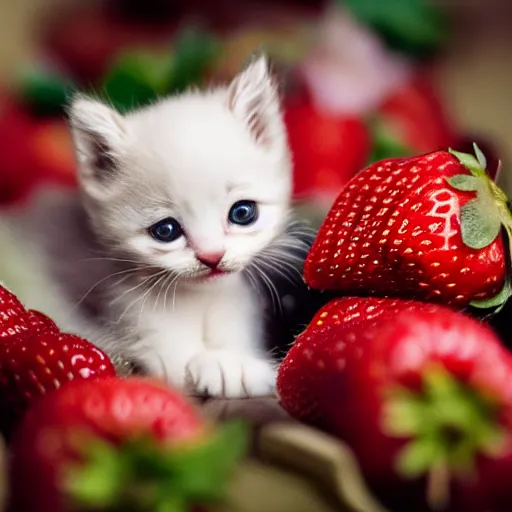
<box><xmin>68</xmin><ymin>55</ymin><xmax>292</xmax><ymax>282</ymax></box>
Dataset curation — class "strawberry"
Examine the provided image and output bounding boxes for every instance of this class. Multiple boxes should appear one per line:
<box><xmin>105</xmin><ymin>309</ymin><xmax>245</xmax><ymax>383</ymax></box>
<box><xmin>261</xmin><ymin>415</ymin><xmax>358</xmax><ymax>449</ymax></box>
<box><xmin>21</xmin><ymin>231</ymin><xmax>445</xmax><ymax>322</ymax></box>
<box><xmin>0</xmin><ymin>330</ymin><xmax>116</xmax><ymax>436</ymax></box>
<box><xmin>27</xmin><ymin>309</ymin><xmax>60</xmax><ymax>334</ymax></box>
<box><xmin>0</xmin><ymin>101</ymin><xmax>39</xmax><ymax>205</ymax></box>
<box><xmin>371</xmin><ymin>76</ymin><xmax>458</xmax><ymax>159</ymax></box>
<box><xmin>284</xmin><ymin>95</ymin><xmax>371</xmax><ymax>202</ymax></box>
<box><xmin>30</xmin><ymin>119</ymin><xmax>77</xmax><ymax>188</ymax></box>
<box><xmin>9</xmin><ymin>377</ymin><xmax>246</xmax><ymax>511</ymax></box>
<box><xmin>0</xmin><ymin>283</ymin><xmax>29</xmax><ymax>338</ymax></box>
<box><xmin>277</xmin><ymin>297</ymin><xmax>512</xmax><ymax>511</ymax></box>
<box><xmin>305</xmin><ymin>146</ymin><xmax>512</xmax><ymax>310</ymax></box>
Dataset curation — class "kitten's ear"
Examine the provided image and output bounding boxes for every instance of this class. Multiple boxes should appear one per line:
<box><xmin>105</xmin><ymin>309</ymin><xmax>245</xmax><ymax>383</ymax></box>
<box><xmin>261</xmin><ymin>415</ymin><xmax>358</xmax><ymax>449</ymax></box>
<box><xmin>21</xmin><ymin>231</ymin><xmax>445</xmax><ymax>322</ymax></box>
<box><xmin>227</xmin><ymin>54</ymin><xmax>284</xmax><ymax>148</ymax></box>
<box><xmin>68</xmin><ymin>96</ymin><xmax>131</xmax><ymax>198</ymax></box>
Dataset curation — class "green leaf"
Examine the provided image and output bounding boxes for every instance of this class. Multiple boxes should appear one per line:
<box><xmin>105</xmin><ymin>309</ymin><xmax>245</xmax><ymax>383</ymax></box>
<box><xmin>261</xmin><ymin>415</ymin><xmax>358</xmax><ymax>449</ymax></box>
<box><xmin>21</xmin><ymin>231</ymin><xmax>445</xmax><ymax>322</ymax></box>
<box><xmin>167</xmin><ymin>420</ymin><xmax>248</xmax><ymax>499</ymax></box>
<box><xmin>460</xmin><ymin>198</ymin><xmax>501</xmax><ymax>249</ymax></box>
<box><xmin>396</xmin><ymin>438</ymin><xmax>440</xmax><ymax>478</ymax></box>
<box><xmin>448</xmin><ymin>148</ymin><xmax>485</xmax><ymax>177</ymax></box>
<box><xmin>470</xmin><ymin>278</ymin><xmax>512</xmax><ymax>310</ymax></box>
<box><xmin>473</xmin><ymin>143</ymin><xmax>488</xmax><ymax>170</ymax></box>
<box><xmin>166</xmin><ymin>28</ymin><xmax>222</xmax><ymax>94</ymax></box>
<box><xmin>65</xmin><ymin>421</ymin><xmax>248</xmax><ymax>512</ymax></box>
<box><xmin>445</xmin><ymin>174</ymin><xmax>480</xmax><ymax>192</ymax></box>
<box><xmin>19</xmin><ymin>66</ymin><xmax>76</xmax><ymax>116</ymax></box>
<box><xmin>102</xmin><ymin>50</ymin><xmax>174</xmax><ymax>113</ymax></box>
<box><xmin>65</xmin><ymin>438</ymin><xmax>128</xmax><ymax>507</ymax></box>
<box><xmin>382</xmin><ymin>392</ymin><xmax>427</xmax><ymax>437</ymax></box>
<box><xmin>340</xmin><ymin>0</ymin><xmax>449</xmax><ymax>57</ymax></box>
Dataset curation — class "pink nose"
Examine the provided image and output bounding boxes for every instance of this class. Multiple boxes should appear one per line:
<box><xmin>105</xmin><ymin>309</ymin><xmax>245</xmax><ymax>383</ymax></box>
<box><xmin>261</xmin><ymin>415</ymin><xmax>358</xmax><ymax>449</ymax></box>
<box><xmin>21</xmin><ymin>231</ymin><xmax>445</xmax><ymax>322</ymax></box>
<box><xmin>196</xmin><ymin>251</ymin><xmax>225</xmax><ymax>269</ymax></box>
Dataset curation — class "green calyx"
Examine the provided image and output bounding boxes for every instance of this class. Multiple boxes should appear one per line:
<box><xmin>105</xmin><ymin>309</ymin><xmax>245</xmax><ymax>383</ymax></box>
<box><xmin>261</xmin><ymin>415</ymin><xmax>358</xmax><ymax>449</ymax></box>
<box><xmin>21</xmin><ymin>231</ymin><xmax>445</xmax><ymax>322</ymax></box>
<box><xmin>446</xmin><ymin>144</ymin><xmax>512</xmax><ymax>312</ymax></box>
<box><xmin>383</xmin><ymin>366</ymin><xmax>506</xmax><ymax>509</ymax></box>
<box><xmin>64</xmin><ymin>421</ymin><xmax>247</xmax><ymax>512</ymax></box>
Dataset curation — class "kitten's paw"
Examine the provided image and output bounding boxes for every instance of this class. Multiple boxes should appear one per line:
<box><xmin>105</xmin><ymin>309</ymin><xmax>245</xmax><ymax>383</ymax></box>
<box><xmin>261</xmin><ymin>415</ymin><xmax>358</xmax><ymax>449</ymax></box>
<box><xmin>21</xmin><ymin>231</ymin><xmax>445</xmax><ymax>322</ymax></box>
<box><xmin>185</xmin><ymin>350</ymin><xmax>276</xmax><ymax>398</ymax></box>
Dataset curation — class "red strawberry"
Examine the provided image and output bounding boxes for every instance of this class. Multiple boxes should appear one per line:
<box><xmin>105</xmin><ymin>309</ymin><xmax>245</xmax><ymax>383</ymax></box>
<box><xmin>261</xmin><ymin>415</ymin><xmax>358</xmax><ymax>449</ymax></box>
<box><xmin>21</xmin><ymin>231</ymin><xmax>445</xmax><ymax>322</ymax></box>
<box><xmin>0</xmin><ymin>330</ymin><xmax>116</xmax><ymax>436</ymax></box>
<box><xmin>0</xmin><ymin>283</ymin><xmax>29</xmax><ymax>338</ymax></box>
<box><xmin>9</xmin><ymin>377</ymin><xmax>246</xmax><ymax>511</ymax></box>
<box><xmin>0</xmin><ymin>101</ymin><xmax>39</xmax><ymax>205</ymax></box>
<box><xmin>284</xmin><ymin>96</ymin><xmax>371</xmax><ymax>202</ymax></box>
<box><xmin>305</xmin><ymin>147</ymin><xmax>511</xmax><ymax>310</ymax></box>
<box><xmin>374</xmin><ymin>76</ymin><xmax>458</xmax><ymax>155</ymax></box>
<box><xmin>30</xmin><ymin>119</ymin><xmax>77</xmax><ymax>188</ymax></box>
<box><xmin>277</xmin><ymin>297</ymin><xmax>512</xmax><ymax>511</ymax></box>
<box><xmin>27</xmin><ymin>309</ymin><xmax>60</xmax><ymax>334</ymax></box>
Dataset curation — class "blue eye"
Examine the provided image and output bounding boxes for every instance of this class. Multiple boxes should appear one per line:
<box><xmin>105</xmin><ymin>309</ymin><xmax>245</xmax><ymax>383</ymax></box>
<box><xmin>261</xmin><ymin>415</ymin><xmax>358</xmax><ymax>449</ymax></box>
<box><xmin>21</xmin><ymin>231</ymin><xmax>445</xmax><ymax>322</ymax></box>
<box><xmin>149</xmin><ymin>218</ymin><xmax>183</xmax><ymax>243</ymax></box>
<box><xmin>228</xmin><ymin>200</ymin><xmax>258</xmax><ymax>226</ymax></box>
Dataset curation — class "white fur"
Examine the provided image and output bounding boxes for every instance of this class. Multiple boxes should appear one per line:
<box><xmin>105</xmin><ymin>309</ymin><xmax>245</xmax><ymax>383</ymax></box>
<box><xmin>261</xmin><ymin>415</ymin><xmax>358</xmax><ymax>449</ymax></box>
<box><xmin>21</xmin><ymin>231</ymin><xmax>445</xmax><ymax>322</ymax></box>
<box><xmin>62</xmin><ymin>55</ymin><xmax>294</xmax><ymax>397</ymax></box>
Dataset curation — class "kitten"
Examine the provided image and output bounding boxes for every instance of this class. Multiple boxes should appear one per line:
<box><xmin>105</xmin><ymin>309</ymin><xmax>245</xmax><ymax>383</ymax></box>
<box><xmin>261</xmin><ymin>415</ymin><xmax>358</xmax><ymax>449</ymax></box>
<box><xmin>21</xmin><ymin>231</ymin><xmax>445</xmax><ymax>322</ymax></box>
<box><xmin>47</xmin><ymin>54</ymin><xmax>307</xmax><ymax>397</ymax></box>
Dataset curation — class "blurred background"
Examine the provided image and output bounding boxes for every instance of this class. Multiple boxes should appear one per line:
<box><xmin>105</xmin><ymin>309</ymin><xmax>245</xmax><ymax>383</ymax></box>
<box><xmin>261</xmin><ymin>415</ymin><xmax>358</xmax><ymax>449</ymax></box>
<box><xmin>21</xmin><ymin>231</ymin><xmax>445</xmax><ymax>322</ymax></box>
<box><xmin>0</xmin><ymin>0</ymin><xmax>510</xmax><ymax>219</ymax></box>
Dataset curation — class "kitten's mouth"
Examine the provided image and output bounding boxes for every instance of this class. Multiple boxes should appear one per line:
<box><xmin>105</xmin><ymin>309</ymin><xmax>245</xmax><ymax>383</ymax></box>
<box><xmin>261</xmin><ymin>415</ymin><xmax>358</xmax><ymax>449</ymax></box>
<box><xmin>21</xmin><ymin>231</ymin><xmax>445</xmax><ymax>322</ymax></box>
<box><xmin>201</xmin><ymin>268</ymin><xmax>232</xmax><ymax>280</ymax></box>
<box><xmin>206</xmin><ymin>268</ymin><xmax>227</xmax><ymax>278</ymax></box>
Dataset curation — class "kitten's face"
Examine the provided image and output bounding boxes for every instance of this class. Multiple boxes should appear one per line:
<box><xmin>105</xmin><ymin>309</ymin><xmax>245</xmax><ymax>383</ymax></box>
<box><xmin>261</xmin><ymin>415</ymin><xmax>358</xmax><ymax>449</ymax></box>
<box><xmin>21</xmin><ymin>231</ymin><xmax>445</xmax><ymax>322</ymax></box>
<box><xmin>69</xmin><ymin>56</ymin><xmax>292</xmax><ymax>282</ymax></box>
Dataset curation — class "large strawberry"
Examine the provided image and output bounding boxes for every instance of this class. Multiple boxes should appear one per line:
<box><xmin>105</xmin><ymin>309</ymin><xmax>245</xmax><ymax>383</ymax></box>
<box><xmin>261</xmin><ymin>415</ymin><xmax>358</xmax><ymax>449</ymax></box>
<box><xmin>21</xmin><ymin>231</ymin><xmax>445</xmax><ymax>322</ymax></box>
<box><xmin>0</xmin><ymin>283</ymin><xmax>116</xmax><ymax>435</ymax></box>
<box><xmin>277</xmin><ymin>297</ymin><xmax>512</xmax><ymax>511</ymax></box>
<box><xmin>9</xmin><ymin>377</ymin><xmax>246</xmax><ymax>511</ymax></box>
<box><xmin>305</xmin><ymin>146</ymin><xmax>511</xmax><ymax>311</ymax></box>
<box><xmin>0</xmin><ymin>329</ymin><xmax>117</xmax><ymax>437</ymax></box>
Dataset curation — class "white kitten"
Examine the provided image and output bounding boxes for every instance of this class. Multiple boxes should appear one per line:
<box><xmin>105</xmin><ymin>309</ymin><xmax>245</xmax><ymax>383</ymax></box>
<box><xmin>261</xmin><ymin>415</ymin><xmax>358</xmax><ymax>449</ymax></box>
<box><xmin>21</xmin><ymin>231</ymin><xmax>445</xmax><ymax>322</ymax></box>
<box><xmin>57</xmin><ymin>55</ymin><xmax>303</xmax><ymax>397</ymax></box>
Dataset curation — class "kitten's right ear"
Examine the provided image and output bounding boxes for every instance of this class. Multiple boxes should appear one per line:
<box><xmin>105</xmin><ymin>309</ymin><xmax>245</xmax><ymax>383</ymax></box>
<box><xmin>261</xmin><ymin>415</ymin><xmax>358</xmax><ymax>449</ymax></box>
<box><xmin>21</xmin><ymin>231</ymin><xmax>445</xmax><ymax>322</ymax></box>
<box><xmin>68</xmin><ymin>96</ymin><xmax>131</xmax><ymax>198</ymax></box>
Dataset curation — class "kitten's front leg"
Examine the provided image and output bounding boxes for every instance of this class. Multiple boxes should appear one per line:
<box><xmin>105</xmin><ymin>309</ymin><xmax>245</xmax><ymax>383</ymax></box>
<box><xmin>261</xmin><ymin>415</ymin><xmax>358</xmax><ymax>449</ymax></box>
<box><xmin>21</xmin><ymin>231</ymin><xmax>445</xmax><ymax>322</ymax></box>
<box><xmin>129</xmin><ymin>308</ymin><xmax>204</xmax><ymax>389</ymax></box>
<box><xmin>185</xmin><ymin>280</ymin><xmax>276</xmax><ymax>398</ymax></box>
<box><xmin>185</xmin><ymin>349</ymin><xmax>276</xmax><ymax>398</ymax></box>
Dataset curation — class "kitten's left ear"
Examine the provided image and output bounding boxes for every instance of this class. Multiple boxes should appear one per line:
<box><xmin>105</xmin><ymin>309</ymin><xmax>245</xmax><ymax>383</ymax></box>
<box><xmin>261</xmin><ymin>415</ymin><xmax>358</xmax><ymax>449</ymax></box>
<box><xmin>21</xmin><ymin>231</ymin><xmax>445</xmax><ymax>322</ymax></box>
<box><xmin>67</xmin><ymin>95</ymin><xmax>132</xmax><ymax>199</ymax></box>
<box><xmin>227</xmin><ymin>54</ymin><xmax>284</xmax><ymax>148</ymax></box>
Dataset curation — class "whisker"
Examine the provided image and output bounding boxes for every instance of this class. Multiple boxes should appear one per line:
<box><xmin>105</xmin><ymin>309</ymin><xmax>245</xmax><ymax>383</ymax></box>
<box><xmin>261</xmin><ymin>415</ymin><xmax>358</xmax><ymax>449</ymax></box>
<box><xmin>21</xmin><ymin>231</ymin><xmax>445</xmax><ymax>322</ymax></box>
<box><xmin>244</xmin><ymin>267</ymin><xmax>261</xmax><ymax>294</ymax></box>
<box><xmin>110</xmin><ymin>273</ymin><xmax>157</xmax><ymax>306</ymax></box>
<box><xmin>260</xmin><ymin>252</ymin><xmax>304</xmax><ymax>277</ymax></box>
<box><xmin>72</xmin><ymin>266</ymin><xmax>141</xmax><ymax>311</ymax></box>
<box><xmin>271</xmin><ymin>239</ymin><xmax>311</xmax><ymax>253</ymax></box>
<box><xmin>79</xmin><ymin>256</ymin><xmax>143</xmax><ymax>265</ymax></box>
<box><xmin>154</xmin><ymin>272</ymin><xmax>172</xmax><ymax>313</ymax></box>
<box><xmin>163</xmin><ymin>272</ymin><xmax>182</xmax><ymax>312</ymax></box>
<box><xmin>115</xmin><ymin>277</ymin><xmax>155</xmax><ymax>324</ymax></box>
<box><xmin>172</xmin><ymin>273</ymin><xmax>184</xmax><ymax>311</ymax></box>
<box><xmin>252</xmin><ymin>260</ymin><xmax>282</xmax><ymax>315</ymax></box>
<box><xmin>137</xmin><ymin>270</ymin><xmax>167</xmax><ymax>329</ymax></box>
<box><xmin>257</xmin><ymin>257</ymin><xmax>302</xmax><ymax>287</ymax></box>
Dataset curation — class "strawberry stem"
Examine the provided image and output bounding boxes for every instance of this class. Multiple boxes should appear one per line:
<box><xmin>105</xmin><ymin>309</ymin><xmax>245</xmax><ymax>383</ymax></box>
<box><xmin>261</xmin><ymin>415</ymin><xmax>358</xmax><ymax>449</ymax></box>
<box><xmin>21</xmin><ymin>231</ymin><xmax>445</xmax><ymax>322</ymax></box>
<box><xmin>426</xmin><ymin>459</ymin><xmax>449</xmax><ymax>511</ymax></box>
<box><xmin>65</xmin><ymin>421</ymin><xmax>248</xmax><ymax>511</ymax></box>
<box><xmin>447</xmin><ymin>144</ymin><xmax>512</xmax><ymax>312</ymax></box>
<box><xmin>383</xmin><ymin>366</ymin><xmax>506</xmax><ymax>509</ymax></box>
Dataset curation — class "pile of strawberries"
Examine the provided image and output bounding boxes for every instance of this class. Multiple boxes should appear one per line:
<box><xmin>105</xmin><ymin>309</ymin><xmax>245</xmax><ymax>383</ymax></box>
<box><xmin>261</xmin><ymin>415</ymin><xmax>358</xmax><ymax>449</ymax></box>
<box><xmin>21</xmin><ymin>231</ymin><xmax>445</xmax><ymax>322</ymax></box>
<box><xmin>277</xmin><ymin>145</ymin><xmax>512</xmax><ymax>512</ymax></box>
<box><xmin>0</xmin><ymin>284</ymin><xmax>245</xmax><ymax>512</ymax></box>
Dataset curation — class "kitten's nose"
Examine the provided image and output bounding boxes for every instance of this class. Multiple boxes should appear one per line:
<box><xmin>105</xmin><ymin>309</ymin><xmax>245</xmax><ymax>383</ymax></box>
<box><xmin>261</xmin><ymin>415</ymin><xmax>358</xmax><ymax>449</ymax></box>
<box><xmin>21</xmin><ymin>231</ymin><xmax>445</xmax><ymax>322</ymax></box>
<box><xmin>196</xmin><ymin>251</ymin><xmax>225</xmax><ymax>269</ymax></box>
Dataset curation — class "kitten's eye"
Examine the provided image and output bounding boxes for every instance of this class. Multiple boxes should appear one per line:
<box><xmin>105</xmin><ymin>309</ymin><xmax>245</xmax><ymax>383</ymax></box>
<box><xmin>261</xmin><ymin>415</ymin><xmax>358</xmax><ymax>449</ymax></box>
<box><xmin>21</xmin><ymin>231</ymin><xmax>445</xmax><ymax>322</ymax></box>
<box><xmin>149</xmin><ymin>218</ymin><xmax>183</xmax><ymax>243</ymax></box>
<box><xmin>228</xmin><ymin>200</ymin><xmax>258</xmax><ymax>226</ymax></box>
